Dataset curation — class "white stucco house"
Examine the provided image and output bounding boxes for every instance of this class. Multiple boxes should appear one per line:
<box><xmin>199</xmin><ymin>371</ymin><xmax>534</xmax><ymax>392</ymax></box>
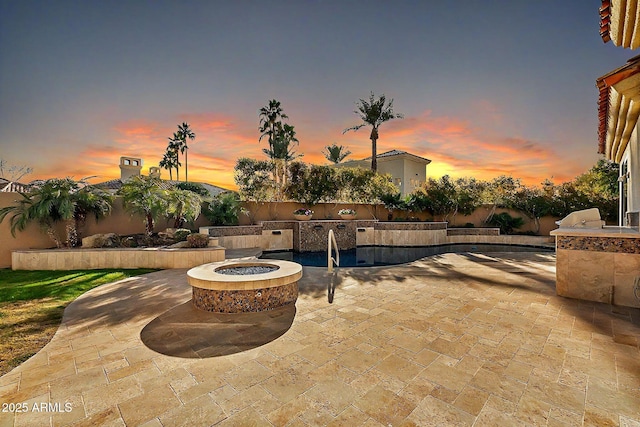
<box><xmin>597</xmin><ymin>0</ymin><xmax>640</xmax><ymax>225</ymax></box>
<box><xmin>334</xmin><ymin>149</ymin><xmax>432</xmax><ymax>196</ymax></box>
<box><xmin>539</xmin><ymin>1</ymin><xmax>640</xmax><ymax>308</ymax></box>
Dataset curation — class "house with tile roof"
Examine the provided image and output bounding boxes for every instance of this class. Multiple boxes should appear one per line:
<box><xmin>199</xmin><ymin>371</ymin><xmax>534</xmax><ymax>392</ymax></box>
<box><xmin>0</xmin><ymin>178</ymin><xmax>30</xmax><ymax>193</ymax></box>
<box><xmin>95</xmin><ymin>156</ymin><xmax>229</xmax><ymax>198</ymax></box>
<box><xmin>597</xmin><ymin>0</ymin><xmax>640</xmax><ymax>225</ymax></box>
<box><xmin>334</xmin><ymin>149</ymin><xmax>431</xmax><ymax>196</ymax></box>
<box><xmin>547</xmin><ymin>0</ymin><xmax>640</xmax><ymax>308</ymax></box>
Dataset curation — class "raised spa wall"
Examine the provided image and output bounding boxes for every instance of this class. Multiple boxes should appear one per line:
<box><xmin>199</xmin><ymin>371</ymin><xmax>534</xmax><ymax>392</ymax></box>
<box><xmin>200</xmin><ymin>221</ymin><xmax>552</xmax><ymax>253</ymax></box>
<box><xmin>201</xmin><ymin>221</ymin><xmax>446</xmax><ymax>252</ymax></box>
<box><xmin>550</xmin><ymin>227</ymin><xmax>640</xmax><ymax>308</ymax></box>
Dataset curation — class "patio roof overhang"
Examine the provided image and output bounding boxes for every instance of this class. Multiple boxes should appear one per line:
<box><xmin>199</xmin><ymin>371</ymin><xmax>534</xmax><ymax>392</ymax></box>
<box><xmin>600</xmin><ymin>0</ymin><xmax>640</xmax><ymax>49</ymax></box>
<box><xmin>596</xmin><ymin>54</ymin><xmax>640</xmax><ymax>162</ymax></box>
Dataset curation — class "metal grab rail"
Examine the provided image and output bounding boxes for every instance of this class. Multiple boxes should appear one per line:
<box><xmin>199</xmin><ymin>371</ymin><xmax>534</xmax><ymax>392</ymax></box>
<box><xmin>328</xmin><ymin>229</ymin><xmax>340</xmax><ymax>272</ymax></box>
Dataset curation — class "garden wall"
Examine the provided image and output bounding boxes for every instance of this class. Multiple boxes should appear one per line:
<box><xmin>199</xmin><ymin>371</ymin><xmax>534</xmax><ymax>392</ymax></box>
<box><xmin>0</xmin><ymin>193</ymin><xmax>211</xmax><ymax>269</ymax></box>
<box><xmin>0</xmin><ymin>193</ymin><xmax>561</xmax><ymax>269</ymax></box>
<box><xmin>238</xmin><ymin>201</ymin><xmax>560</xmax><ymax>235</ymax></box>
<box><xmin>238</xmin><ymin>201</ymin><xmax>384</xmax><ymax>224</ymax></box>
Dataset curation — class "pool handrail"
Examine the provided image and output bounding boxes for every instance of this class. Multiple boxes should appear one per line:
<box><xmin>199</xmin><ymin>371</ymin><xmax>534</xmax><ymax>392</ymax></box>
<box><xmin>328</xmin><ymin>229</ymin><xmax>340</xmax><ymax>272</ymax></box>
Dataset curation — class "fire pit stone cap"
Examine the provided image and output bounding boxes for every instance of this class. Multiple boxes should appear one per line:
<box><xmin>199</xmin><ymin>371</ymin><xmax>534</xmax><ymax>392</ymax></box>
<box><xmin>187</xmin><ymin>259</ymin><xmax>302</xmax><ymax>290</ymax></box>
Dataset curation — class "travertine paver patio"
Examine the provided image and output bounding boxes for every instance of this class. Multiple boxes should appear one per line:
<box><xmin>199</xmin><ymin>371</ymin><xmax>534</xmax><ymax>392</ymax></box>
<box><xmin>1</xmin><ymin>252</ymin><xmax>640</xmax><ymax>426</ymax></box>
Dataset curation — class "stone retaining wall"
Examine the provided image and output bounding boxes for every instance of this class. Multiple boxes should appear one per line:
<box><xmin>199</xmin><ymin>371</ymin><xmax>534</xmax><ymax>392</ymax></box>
<box><xmin>447</xmin><ymin>228</ymin><xmax>500</xmax><ymax>236</ymax></box>
<box><xmin>200</xmin><ymin>222</ymin><xmax>553</xmax><ymax>251</ymax></box>
<box><xmin>447</xmin><ymin>235</ymin><xmax>554</xmax><ymax>247</ymax></box>
<box><xmin>11</xmin><ymin>247</ymin><xmax>225</xmax><ymax>270</ymax></box>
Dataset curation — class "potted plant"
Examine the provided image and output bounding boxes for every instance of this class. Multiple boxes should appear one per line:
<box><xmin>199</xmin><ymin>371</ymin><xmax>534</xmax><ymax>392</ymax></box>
<box><xmin>293</xmin><ymin>208</ymin><xmax>314</xmax><ymax>221</ymax></box>
<box><xmin>338</xmin><ymin>208</ymin><xmax>356</xmax><ymax>220</ymax></box>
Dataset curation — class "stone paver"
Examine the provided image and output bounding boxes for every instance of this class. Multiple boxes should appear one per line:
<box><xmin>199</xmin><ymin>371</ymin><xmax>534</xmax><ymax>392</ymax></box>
<box><xmin>1</xmin><ymin>252</ymin><xmax>640</xmax><ymax>426</ymax></box>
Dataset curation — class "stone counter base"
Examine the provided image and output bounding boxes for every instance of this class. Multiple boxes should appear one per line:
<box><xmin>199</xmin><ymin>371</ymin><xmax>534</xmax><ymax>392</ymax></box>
<box><xmin>556</xmin><ymin>248</ymin><xmax>640</xmax><ymax>308</ymax></box>
<box><xmin>192</xmin><ymin>282</ymin><xmax>298</xmax><ymax>313</ymax></box>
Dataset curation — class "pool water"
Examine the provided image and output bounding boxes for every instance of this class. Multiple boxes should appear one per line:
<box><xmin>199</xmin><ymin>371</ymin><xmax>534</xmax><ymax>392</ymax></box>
<box><xmin>260</xmin><ymin>244</ymin><xmax>554</xmax><ymax>267</ymax></box>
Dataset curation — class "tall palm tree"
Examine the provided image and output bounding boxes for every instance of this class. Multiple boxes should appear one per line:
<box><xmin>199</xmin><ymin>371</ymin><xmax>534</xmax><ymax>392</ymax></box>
<box><xmin>261</xmin><ymin>123</ymin><xmax>301</xmax><ymax>201</ymax></box>
<box><xmin>343</xmin><ymin>92</ymin><xmax>404</xmax><ymax>172</ymax></box>
<box><xmin>0</xmin><ymin>178</ymin><xmax>113</xmax><ymax>247</ymax></box>
<box><xmin>176</xmin><ymin>122</ymin><xmax>195</xmax><ymax>182</ymax></box>
<box><xmin>322</xmin><ymin>143</ymin><xmax>352</xmax><ymax>164</ymax></box>
<box><xmin>258</xmin><ymin>100</ymin><xmax>301</xmax><ymax>201</ymax></box>
<box><xmin>159</xmin><ymin>145</ymin><xmax>179</xmax><ymax>181</ymax></box>
<box><xmin>167</xmin><ymin>132</ymin><xmax>183</xmax><ymax>181</ymax></box>
<box><xmin>259</xmin><ymin>99</ymin><xmax>288</xmax><ymax>154</ymax></box>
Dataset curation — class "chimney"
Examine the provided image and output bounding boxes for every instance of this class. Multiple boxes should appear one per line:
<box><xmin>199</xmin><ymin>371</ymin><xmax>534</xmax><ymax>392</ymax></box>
<box><xmin>120</xmin><ymin>157</ymin><xmax>142</xmax><ymax>181</ymax></box>
<box><xmin>149</xmin><ymin>166</ymin><xmax>161</xmax><ymax>179</ymax></box>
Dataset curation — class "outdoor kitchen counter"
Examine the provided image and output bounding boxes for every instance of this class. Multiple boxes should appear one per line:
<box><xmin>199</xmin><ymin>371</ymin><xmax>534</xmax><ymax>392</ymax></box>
<box><xmin>551</xmin><ymin>226</ymin><xmax>640</xmax><ymax>308</ymax></box>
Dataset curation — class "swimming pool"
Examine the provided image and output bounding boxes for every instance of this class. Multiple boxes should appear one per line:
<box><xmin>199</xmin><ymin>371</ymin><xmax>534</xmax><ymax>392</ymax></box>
<box><xmin>260</xmin><ymin>244</ymin><xmax>554</xmax><ymax>267</ymax></box>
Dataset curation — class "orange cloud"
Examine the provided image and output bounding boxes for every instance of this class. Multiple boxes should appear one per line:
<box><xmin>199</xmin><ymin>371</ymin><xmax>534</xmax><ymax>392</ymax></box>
<box><xmin>337</xmin><ymin>109</ymin><xmax>587</xmax><ymax>186</ymax></box>
<box><xmin>25</xmin><ymin>106</ymin><xmax>589</xmax><ymax>190</ymax></box>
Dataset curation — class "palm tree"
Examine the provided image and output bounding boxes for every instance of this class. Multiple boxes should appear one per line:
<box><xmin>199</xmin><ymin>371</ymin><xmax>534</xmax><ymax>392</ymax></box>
<box><xmin>165</xmin><ymin>188</ymin><xmax>203</xmax><ymax>228</ymax></box>
<box><xmin>262</xmin><ymin>123</ymin><xmax>301</xmax><ymax>200</ymax></box>
<box><xmin>159</xmin><ymin>146</ymin><xmax>179</xmax><ymax>181</ymax></box>
<box><xmin>167</xmin><ymin>132</ymin><xmax>183</xmax><ymax>180</ymax></box>
<box><xmin>258</xmin><ymin>100</ymin><xmax>302</xmax><ymax>201</ymax></box>
<box><xmin>176</xmin><ymin>122</ymin><xmax>195</xmax><ymax>182</ymax></box>
<box><xmin>0</xmin><ymin>178</ymin><xmax>113</xmax><ymax>247</ymax></box>
<box><xmin>118</xmin><ymin>176</ymin><xmax>167</xmax><ymax>236</ymax></box>
<box><xmin>259</xmin><ymin>99</ymin><xmax>288</xmax><ymax>154</ymax></box>
<box><xmin>343</xmin><ymin>92</ymin><xmax>404</xmax><ymax>172</ymax></box>
<box><xmin>322</xmin><ymin>143</ymin><xmax>352</xmax><ymax>164</ymax></box>
<box><xmin>69</xmin><ymin>184</ymin><xmax>113</xmax><ymax>247</ymax></box>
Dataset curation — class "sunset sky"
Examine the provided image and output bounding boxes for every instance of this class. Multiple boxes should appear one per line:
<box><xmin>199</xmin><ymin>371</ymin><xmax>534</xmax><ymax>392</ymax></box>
<box><xmin>0</xmin><ymin>1</ymin><xmax>633</xmax><ymax>190</ymax></box>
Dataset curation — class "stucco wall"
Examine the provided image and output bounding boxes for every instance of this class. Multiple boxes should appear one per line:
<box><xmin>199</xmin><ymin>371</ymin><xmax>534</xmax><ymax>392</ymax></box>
<box><xmin>626</xmin><ymin>125</ymin><xmax>639</xmax><ymax>213</ymax></box>
<box><xmin>239</xmin><ymin>202</ymin><xmax>385</xmax><ymax>224</ymax></box>
<box><xmin>1</xmin><ymin>192</ymin><xmax>561</xmax><ymax>268</ymax></box>
<box><xmin>238</xmin><ymin>201</ymin><xmax>560</xmax><ymax>235</ymax></box>
<box><xmin>0</xmin><ymin>194</ymin><xmax>211</xmax><ymax>268</ymax></box>
<box><xmin>377</xmin><ymin>158</ymin><xmax>404</xmax><ymax>195</ymax></box>
<box><xmin>402</xmin><ymin>158</ymin><xmax>426</xmax><ymax>195</ymax></box>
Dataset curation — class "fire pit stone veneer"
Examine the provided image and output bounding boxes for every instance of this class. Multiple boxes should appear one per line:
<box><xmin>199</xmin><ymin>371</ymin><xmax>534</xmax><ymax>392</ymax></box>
<box><xmin>187</xmin><ymin>259</ymin><xmax>302</xmax><ymax>313</ymax></box>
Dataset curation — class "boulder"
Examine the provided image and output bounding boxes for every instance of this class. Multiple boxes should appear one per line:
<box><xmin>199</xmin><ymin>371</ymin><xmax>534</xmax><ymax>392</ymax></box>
<box><xmin>82</xmin><ymin>233</ymin><xmax>119</xmax><ymax>248</ymax></box>
<box><xmin>168</xmin><ymin>241</ymin><xmax>190</xmax><ymax>248</ymax></box>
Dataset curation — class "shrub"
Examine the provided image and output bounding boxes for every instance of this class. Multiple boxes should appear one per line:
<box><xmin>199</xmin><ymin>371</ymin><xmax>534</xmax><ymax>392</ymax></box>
<box><xmin>285</xmin><ymin>163</ymin><xmax>337</xmax><ymax>206</ymax></box>
<box><xmin>203</xmin><ymin>192</ymin><xmax>243</xmax><ymax>226</ymax></box>
<box><xmin>234</xmin><ymin>158</ymin><xmax>275</xmax><ymax>202</ymax></box>
<box><xmin>487</xmin><ymin>212</ymin><xmax>524</xmax><ymax>235</ymax></box>
<box><xmin>173</xmin><ymin>228</ymin><xmax>191</xmax><ymax>242</ymax></box>
<box><xmin>176</xmin><ymin>182</ymin><xmax>210</xmax><ymax>197</ymax></box>
<box><xmin>186</xmin><ymin>233</ymin><xmax>209</xmax><ymax>248</ymax></box>
<box><xmin>464</xmin><ymin>222</ymin><xmax>475</xmax><ymax>228</ymax></box>
<box><xmin>121</xmin><ymin>236</ymin><xmax>138</xmax><ymax>247</ymax></box>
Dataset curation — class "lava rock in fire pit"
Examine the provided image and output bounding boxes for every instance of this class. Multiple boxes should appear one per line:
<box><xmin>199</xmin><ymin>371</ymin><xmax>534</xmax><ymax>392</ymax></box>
<box><xmin>216</xmin><ymin>266</ymin><xmax>279</xmax><ymax>275</ymax></box>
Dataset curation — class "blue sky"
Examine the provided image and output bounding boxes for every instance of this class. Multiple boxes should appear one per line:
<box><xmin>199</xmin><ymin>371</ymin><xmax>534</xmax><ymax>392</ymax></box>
<box><xmin>0</xmin><ymin>1</ymin><xmax>633</xmax><ymax>188</ymax></box>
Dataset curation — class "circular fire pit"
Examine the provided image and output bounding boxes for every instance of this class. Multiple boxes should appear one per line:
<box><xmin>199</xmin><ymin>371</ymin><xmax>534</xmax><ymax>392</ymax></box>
<box><xmin>187</xmin><ymin>260</ymin><xmax>302</xmax><ymax>313</ymax></box>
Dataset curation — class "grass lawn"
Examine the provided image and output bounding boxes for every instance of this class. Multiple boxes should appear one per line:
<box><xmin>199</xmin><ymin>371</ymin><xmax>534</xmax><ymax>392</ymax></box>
<box><xmin>0</xmin><ymin>268</ymin><xmax>156</xmax><ymax>376</ymax></box>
